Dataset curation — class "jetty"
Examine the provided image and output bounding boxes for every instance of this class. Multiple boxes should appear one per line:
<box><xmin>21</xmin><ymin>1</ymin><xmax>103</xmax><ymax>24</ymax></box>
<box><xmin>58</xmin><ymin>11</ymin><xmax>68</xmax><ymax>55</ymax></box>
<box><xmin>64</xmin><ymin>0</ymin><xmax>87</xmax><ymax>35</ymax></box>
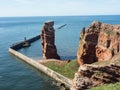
<box><xmin>10</xmin><ymin>35</ymin><xmax>40</xmax><ymax>50</ymax></box>
<box><xmin>9</xmin><ymin>35</ymin><xmax>72</xmax><ymax>89</ymax></box>
<box><xmin>57</xmin><ymin>24</ymin><xmax>67</xmax><ymax>29</ymax></box>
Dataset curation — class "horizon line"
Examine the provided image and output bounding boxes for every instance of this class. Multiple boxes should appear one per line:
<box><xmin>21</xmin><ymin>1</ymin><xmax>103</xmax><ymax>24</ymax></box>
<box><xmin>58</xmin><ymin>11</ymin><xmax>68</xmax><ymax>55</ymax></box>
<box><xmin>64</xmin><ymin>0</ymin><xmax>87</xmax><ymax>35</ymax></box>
<box><xmin>0</xmin><ymin>14</ymin><xmax>120</xmax><ymax>18</ymax></box>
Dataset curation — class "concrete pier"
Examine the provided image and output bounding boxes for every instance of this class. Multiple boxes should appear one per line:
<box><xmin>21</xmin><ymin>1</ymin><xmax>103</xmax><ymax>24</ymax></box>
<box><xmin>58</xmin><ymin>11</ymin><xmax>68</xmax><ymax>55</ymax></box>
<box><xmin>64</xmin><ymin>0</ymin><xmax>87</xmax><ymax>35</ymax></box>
<box><xmin>9</xmin><ymin>35</ymin><xmax>72</xmax><ymax>89</ymax></box>
<box><xmin>10</xmin><ymin>35</ymin><xmax>40</xmax><ymax>50</ymax></box>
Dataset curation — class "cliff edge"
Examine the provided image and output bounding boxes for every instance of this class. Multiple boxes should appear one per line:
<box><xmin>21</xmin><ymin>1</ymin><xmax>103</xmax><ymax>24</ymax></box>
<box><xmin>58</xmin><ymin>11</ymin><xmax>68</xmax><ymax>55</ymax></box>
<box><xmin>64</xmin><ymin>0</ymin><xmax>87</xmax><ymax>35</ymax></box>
<box><xmin>71</xmin><ymin>64</ymin><xmax>120</xmax><ymax>90</ymax></box>
<box><xmin>77</xmin><ymin>21</ymin><xmax>120</xmax><ymax>65</ymax></box>
<box><xmin>71</xmin><ymin>21</ymin><xmax>120</xmax><ymax>90</ymax></box>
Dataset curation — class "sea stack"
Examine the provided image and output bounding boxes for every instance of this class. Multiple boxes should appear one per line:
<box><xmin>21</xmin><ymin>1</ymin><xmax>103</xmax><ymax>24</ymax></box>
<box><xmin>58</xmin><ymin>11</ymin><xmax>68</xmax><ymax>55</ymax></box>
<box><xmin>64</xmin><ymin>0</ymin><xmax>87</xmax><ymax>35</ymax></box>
<box><xmin>41</xmin><ymin>21</ymin><xmax>60</xmax><ymax>59</ymax></box>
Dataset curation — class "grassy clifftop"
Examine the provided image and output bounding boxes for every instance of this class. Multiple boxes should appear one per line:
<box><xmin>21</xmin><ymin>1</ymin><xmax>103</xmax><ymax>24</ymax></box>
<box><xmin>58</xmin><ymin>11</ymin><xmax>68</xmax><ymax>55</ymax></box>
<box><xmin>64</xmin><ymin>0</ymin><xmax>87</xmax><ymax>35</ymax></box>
<box><xmin>90</xmin><ymin>82</ymin><xmax>120</xmax><ymax>90</ymax></box>
<box><xmin>42</xmin><ymin>60</ymin><xmax>79</xmax><ymax>79</ymax></box>
<box><xmin>41</xmin><ymin>59</ymin><xmax>120</xmax><ymax>90</ymax></box>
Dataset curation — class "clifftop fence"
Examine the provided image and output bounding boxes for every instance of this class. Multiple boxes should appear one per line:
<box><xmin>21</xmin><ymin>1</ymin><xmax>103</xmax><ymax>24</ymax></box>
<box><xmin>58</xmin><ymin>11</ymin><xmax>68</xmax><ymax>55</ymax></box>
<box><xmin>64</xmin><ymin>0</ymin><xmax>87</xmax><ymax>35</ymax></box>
<box><xmin>9</xmin><ymin>35</ymin><xmax>72</xmax><ymax>89</ymax></box>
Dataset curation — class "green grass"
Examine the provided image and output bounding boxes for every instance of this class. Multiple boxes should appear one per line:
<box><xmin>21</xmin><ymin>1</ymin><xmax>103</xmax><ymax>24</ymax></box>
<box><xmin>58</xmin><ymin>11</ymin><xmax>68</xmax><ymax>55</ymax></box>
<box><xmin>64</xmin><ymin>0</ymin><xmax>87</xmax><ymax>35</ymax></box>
<box><xmin>90</xmin><ymin>82</ymin><xmax>120</xmax><ymax>90</ymax></box>
<box><xmin>43</xmin><ymin>60</ymin><xmax>79</xmax><ymax>79</ymax></box>
<box><xmin>42</xmin><ymin>58</ymin><xmax>120</xmax><ymax>89</ymax></box>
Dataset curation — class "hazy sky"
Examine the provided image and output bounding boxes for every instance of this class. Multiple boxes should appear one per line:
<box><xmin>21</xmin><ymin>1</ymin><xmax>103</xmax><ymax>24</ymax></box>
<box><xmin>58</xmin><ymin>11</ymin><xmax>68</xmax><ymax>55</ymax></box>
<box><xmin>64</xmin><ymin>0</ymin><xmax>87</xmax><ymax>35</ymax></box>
<box><xmin>0</xmin><ymin>0</ymin><xmax>120</xmax><ymax>17</ymax></box>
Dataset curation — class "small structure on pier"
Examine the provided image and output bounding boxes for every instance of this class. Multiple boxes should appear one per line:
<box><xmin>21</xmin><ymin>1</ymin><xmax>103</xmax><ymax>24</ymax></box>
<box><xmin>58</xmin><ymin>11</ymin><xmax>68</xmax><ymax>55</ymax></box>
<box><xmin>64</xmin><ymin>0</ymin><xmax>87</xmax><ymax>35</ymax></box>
<box><xmin>22</xmin><ymin>37</ymin><xmax>31</xmax><ymax>47</ymax></box>
<box><xmin>22</xmin><ymin>42</ymin><xmax>30</xmax><ymax>47</ymax></box>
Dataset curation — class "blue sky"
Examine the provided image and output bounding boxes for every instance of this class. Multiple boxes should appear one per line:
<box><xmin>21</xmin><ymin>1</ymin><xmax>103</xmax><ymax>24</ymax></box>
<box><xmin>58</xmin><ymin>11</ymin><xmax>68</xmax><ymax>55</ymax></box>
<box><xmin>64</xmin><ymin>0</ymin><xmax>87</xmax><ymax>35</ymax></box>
<box><xmin>0</xmin><ymin>0</ymin><xmax>120</xmax><ymax>17</ymax></box>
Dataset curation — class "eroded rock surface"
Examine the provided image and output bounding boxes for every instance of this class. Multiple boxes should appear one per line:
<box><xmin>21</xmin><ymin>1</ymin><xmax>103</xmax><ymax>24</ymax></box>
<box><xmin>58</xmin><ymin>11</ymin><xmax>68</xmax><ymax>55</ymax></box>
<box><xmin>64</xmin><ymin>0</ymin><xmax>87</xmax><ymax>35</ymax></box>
<box><xmin>71</xmin><ymin>64</ymin><xmax>120</xmax><ymax>90</ymax></box>
<box><xmin>77</xmin><ymin>21</ymin><xmax>120</xmax><ymax>65</ymax></box>
<box><xmin>41</xmin><ymin>21</ymin><xmax>60</xmax><ymax>59</ymax></box>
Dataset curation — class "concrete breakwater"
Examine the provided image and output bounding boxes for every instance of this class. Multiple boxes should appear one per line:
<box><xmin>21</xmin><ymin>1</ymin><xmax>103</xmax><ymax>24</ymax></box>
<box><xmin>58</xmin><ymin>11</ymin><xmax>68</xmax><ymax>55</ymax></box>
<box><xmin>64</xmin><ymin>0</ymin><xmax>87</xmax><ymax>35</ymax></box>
<box><xmin>10</xmin><ymin>35</ymin><xmax>40</xmax><ymax>50</ymax></box>
<box><xmin>9</xmin><ymin>35</ymin><xmax>72</xmax><ymax>88</ymax></box>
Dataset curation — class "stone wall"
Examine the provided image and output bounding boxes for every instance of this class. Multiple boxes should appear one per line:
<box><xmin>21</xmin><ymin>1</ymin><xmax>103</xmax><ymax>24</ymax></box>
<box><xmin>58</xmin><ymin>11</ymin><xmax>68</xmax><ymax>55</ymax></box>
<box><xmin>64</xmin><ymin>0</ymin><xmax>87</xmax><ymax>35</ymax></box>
<box><xmin>11</xmin><ymin>35</ymin><xmax>40</xmax><ymax>50</ymax></box>
<box><xmin>9</xmin><ymin>48</ymin><xmax>72</xmax><ymax>88</ymax></box>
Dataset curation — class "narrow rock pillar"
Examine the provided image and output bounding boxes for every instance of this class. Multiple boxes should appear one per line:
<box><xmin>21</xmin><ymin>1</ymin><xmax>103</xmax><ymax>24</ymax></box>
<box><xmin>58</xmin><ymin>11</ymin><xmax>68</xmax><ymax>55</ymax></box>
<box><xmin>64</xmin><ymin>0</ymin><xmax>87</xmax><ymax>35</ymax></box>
<box><xmin>41</xmin><ymin>21</ymin><xmax>60</xmax><ymax>59</ymax></box>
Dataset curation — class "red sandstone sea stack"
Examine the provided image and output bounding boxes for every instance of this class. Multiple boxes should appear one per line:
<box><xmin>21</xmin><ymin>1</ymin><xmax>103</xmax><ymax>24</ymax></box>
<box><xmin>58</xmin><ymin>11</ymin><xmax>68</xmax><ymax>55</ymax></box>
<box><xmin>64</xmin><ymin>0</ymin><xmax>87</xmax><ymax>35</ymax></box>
<box><xmin>41</xmin><ymin>21</ymin><xmax>60</xmax><ymax>59</ymax></box>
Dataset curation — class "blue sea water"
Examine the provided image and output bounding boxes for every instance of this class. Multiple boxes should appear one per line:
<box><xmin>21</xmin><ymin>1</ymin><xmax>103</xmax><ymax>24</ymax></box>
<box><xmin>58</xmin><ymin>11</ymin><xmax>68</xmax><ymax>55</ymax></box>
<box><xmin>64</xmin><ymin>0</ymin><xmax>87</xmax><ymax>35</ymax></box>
<box><xmin>0</xmin><ymin>15</ymin><xmax>120</xmax><ymax>90</ymax></box>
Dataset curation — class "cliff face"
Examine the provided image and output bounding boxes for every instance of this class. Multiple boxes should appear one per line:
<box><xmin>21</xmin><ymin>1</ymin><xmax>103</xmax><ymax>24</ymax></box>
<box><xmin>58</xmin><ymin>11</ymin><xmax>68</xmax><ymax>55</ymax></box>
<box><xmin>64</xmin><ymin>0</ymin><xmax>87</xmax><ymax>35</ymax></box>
<box><xmin>77</xmin><ymin>21</ymin><xmax>120</xmax><ymax>65</ymax></box>
<box><xmin>41</xmin><ymin>21</ymin><xmax>60</xmax><ymax>59</ymax></box>
<box><xmin>71</xmin><ymin>64</ymin><xmax>120</xmax><ymax>90</ymax></box>
<box><xmin>71</xmin><ymin>21</ymin><xmax>120</xmax><ymax>90</ymax></box>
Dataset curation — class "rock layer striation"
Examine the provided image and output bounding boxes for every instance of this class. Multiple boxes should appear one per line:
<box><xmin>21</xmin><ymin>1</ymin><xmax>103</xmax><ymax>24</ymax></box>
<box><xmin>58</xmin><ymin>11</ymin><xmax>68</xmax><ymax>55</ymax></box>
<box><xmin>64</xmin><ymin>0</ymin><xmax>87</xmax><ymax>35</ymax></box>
<box><xmin>41</xmin><ymin>21</ymin><xmax>60</xmax><ymax>59</ymax></box>
<box><xmin>71</xmin><ymin>64</ymin><xmax>120</xmax><ymax>90</ymax></box>
<box><xmin>77</xmin><ymin>21</ymin><xmax>120</xmax><ymax>65</ymax></box>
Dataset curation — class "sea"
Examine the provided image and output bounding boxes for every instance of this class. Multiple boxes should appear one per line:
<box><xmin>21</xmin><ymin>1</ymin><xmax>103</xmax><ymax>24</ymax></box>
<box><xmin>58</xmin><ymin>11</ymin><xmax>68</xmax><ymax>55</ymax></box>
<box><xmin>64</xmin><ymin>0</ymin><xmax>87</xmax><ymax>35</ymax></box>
<box><xmin>0</xmin><ymin>15</ymin><xmax>120</xmax><ymax>90</ymax></box>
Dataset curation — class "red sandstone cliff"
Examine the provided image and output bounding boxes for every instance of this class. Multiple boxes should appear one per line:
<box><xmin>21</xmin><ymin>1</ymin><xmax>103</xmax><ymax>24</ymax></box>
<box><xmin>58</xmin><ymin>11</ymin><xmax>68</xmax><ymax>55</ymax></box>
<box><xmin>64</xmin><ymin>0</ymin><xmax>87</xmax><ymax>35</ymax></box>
<box><xmin>41</xmin><ymin>21</ymin><xmax>60</xmax><ymax>59</ymax></box>
<box><xmin>77</xmin><ymin>21</ymin><xmax>120</xmax><ymax>65</ymax></box>
<box><xmin>71</xmin><ymin>64</ymin><xmax>120</xmax><ymax>90</ymax></box>
<box><xmin>71</xmin><ymin>21</ymin><xmax>120</xmax><ymax>90</ymax></box>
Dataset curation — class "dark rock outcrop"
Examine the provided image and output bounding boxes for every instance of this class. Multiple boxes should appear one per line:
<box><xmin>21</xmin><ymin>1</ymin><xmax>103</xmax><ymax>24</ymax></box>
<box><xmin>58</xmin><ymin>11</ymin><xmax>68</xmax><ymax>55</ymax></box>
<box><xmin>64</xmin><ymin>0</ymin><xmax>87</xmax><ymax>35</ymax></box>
<box><xmin>77</xmin><ymin>21</ymin><xmax>120</xmax><ymax>65</ymax></box>
<box><xmin>41</xmin><ymin>21</ymin><xmax>60</xmax><ymax>59</ymax></box>
<box><xmin>71</xmin><ymin>64</ymin><xmax>120</xmax><ymax>90</ymax></box>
